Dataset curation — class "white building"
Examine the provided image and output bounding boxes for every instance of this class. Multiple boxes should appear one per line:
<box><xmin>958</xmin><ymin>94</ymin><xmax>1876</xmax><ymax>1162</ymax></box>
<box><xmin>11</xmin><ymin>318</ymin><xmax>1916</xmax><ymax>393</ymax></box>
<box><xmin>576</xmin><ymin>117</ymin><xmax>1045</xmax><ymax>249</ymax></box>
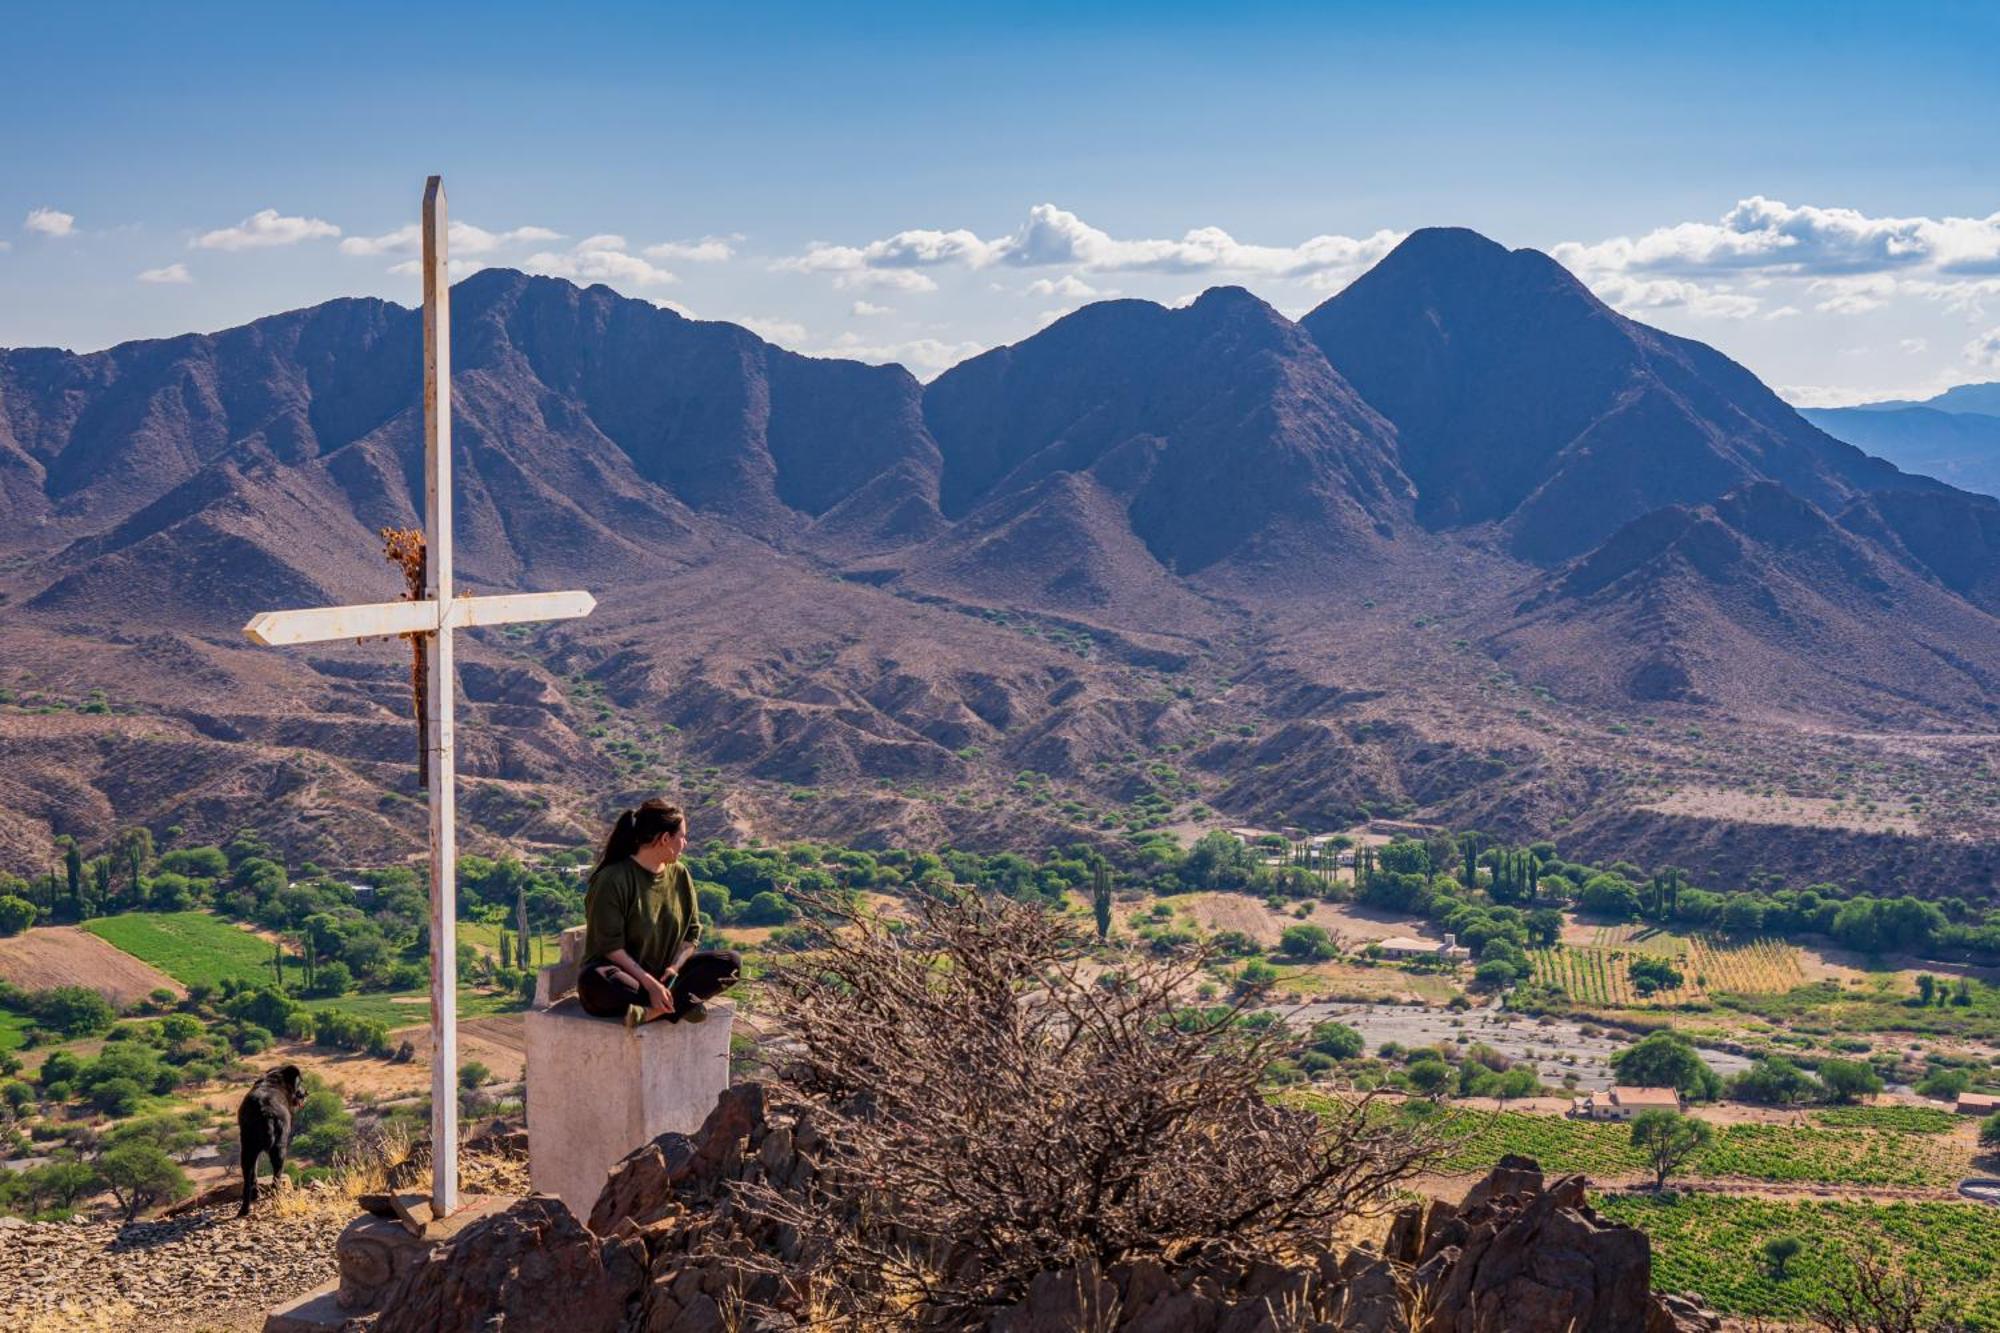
<box><xmin>1375</xmin><ymin>933</ymin><xmax>1472</xmax><ymax>962</ymax></box>
<box><xmin>1569</xmin><ymin>1085</ymin><xmax>1685</xmax><ymax>1121</ymax></box>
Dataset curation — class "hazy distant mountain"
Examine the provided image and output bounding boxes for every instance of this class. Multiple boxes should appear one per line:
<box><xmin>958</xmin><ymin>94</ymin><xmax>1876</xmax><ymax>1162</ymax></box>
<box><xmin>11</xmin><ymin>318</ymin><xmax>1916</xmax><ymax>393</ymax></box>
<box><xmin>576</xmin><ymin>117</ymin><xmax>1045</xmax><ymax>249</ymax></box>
<box><xmin>1300</xmin><ymin>228</ymin><xmax>1937</xmax><ymax>562</ymax></box>
<box><xmin>1837</xmin><ymin>381</ymin><xmax>2000</xmax><ymax>416</ymax></box>
<box><xmin>1800</xmin><ymin>403</ymin><xmax>2000</xmax><ymax>499</ymax></box>
<box><xmin>4</xmin><ymin>240</ymin><xmax>2000</xmax><ymax>884</ymax></box>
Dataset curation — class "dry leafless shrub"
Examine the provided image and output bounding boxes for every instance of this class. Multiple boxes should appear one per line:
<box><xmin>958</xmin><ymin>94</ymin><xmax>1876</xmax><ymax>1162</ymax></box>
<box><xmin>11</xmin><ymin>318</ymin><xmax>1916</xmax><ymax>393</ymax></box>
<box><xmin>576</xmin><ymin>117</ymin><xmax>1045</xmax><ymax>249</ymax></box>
<box><xmin>737</xmin><ymin>887</ymin><xmax>1444</xmax><ymax>1327</ymax></box>
<box><xmin>1810</xmin><ymin>1252</ymin><xmax>1969</xmax><ymax>1333</ymax></box>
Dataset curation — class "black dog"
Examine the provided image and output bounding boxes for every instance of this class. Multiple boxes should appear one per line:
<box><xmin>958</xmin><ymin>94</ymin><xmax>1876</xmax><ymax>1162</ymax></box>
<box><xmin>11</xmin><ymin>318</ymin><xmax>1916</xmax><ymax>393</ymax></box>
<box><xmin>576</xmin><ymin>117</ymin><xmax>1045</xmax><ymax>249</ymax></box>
<box><xmin>237</xmin><ymin>1064</ymin><xmax>306</xmax><ymax>1217</ymax></box>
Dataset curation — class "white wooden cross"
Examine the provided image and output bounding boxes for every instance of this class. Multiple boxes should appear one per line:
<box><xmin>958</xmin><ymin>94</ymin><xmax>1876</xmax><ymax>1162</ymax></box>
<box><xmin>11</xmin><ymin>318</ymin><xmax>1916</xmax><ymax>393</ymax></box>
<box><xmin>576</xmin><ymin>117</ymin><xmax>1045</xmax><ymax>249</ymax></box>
<box><xmin>242</xmin><ymin>177</ymin><xmax>595</xmax><ymax>1215</ymax></box>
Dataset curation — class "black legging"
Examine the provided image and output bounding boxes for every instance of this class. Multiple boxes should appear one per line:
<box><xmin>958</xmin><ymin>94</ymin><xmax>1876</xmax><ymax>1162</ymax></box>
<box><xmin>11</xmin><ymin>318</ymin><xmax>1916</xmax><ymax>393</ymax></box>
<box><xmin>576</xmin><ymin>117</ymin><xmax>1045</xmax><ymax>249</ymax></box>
<box><xmin>577</xmin><ymin>949</ymin><xmax>741</xmax><ymax>1022</ymax></box>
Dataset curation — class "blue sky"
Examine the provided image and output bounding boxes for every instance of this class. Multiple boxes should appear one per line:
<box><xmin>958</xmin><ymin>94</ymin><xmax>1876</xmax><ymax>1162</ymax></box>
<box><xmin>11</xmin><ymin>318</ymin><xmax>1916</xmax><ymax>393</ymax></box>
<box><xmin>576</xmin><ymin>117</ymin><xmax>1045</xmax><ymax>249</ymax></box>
<box><xmin>5</xmin><ymin>1</ymin><xmax>1999</xmax><ymax>401</ymax></box>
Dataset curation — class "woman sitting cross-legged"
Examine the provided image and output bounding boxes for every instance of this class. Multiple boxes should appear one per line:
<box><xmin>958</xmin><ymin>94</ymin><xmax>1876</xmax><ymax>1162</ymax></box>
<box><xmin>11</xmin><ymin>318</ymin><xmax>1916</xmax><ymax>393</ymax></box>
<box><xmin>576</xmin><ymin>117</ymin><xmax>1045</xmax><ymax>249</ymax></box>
<box><xmin>577</xmin><ymin>799</ymin><xmax>740</xmax><ymax>1028</ymax></box>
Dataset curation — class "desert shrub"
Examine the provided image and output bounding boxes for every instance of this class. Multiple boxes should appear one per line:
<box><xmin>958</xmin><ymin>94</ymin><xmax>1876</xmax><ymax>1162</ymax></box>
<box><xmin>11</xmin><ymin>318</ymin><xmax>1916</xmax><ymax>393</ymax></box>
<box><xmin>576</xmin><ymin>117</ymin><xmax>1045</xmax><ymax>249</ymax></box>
<box><xmin>741</xmin><ymin>889</ymin><xmax>1442</xmax><ymax>1325</ymax></box>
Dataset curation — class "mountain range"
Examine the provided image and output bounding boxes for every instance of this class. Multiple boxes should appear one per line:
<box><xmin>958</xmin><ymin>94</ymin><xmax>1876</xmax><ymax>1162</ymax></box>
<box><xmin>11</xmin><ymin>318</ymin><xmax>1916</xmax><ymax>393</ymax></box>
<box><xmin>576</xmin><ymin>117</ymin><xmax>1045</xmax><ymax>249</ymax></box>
<box><xmin>4</xmin><ymin>228</ymin><xmax>1998</xmax><ymax>893</ymax></box>
<box><xmin>1801</xmin><ymin>383</ymin><xmax>2000</xmax><ymax>501</ymax></box>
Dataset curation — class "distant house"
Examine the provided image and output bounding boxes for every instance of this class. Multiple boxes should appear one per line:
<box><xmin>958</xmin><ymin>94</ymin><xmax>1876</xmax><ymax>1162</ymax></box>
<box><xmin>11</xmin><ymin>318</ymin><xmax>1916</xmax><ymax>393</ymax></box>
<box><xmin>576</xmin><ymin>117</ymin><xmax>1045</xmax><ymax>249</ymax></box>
<box><xmin>1570</xmin><ymin>1086</ymin><xmax>1685</xmax><ymax>1121</ymax></box>
<box><xmin>1376</xmin><ymin>934</ymin><xmax>1472</xmax><ymax>963</ymax></box>
<box><xmin>1956</xmin><ymin>1092</ymin><xmax>2000</xmax><ymax>1117</ymax></box>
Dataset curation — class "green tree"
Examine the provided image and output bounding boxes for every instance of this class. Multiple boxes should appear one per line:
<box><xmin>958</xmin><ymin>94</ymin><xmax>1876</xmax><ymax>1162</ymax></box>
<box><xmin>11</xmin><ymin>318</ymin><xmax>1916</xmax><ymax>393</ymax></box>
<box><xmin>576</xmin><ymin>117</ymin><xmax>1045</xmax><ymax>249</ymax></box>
<box><xmin>118</xmin><ymin>827</ymin><xmax>154</xmax><ymax>905</ymax></box>
<box><xmin>90</xmin><ymin>1077</ymin><xmax>145</xmax><ymax>1116</ymax></box>
<box><xmin>290</xmin><ymin>1090</ymin><xmax>356</xmax><ymax>1163</ymax></box>
<box><xmin>739</xmin><ymin>891</ymin><xmax>796</xmax><ymax>926</ymax></box>
<box><xmin>1628</xmin><ymin>957</ymin><xmax>1684</xmax><ymax>995</ymax></box>
<box><xmin>1915</xmin><ymin>1066</ymin><xmax>1970</xmax><ymax>1100</ymax></box>
<box><xmin>22</xmin><ymin>1158</ymin><xmax>100</xmax><ymax>1216</ymax></box>
<box><xmin>1278</xmin><ymin>924</ymin><xmax>1337</xmax><ymax>961</ymax></box>
<box><xmin>1610</xmin><ymin>1030</ymin><xmax>1721</xmax><ymax>1100</ymax></box>
<box><xmin>1091</xmin><ymin>862</ymin><xmax>1112</xmax><ymax>944</ymax></box>
<box><xmin>1306</xmin><ymin>1021</ymin><xmax>1364</xmax><ymax>1060</ymax></box>
<box><xmin>1404</xmin><ymin>1056</ymin><xmax>1452</xmax><ymax>1099</ymax></box>
<box><xmin>29</xmin><ymin>985</ymin><xmax>116</xmax><ymax>1037</ymax></box>
<box><xmin>459</xmin><ymin>1061</ymin><xmax>491</xmax><ymax>1090</ymax></box>
<box><xmin>1525</xmin><ymin>908</ymin><xmax>1563</xmax><ymax>947</ymax></box>
<box><xmin>1763</xmin><ymin>1234</ymin><xmax>1803</xmax><ymax>1279</ymax></box>
<box><xmin>1234</xmin><ymin>959</ymin><xmax>1278</xmax><ymax>995</ymax></box>
<box><xmin>61</xmin><ymin>837</ymin><xmax>83</xmax><ymax>918</ymax></box>
<box><xmin>97</xmin><ymin>1142</ymin><xmax>190</xmax><ymax>1220</ymax></box>
<box><xmin>1729</xmin><ymin>1057</ymin><xmax>1819</xmax><ymax>1106</ymax></box>
<box><xmin>1915</xmin><ymin>974</ymin><xmax>1937</xmax><ymax>1007</ymax></box>
<box><xmin>1630</xmin><ymin>1108</ymin><xmax>1712</xmax><ymax>1189</ymax></box>
<box><xmin>0</xmin><ymin>895</ymin><xmax>35</xmax><ymax>936</ymax></box>
<box><xmin>1495</xmin><ymin>1066</ymin><xmax>1540</xmax><ymax>1104</ymax></box>
<box><xmin>1979</xmin><ymin>1112</ymin><xmax>2000</xmax><ymax>1150</ymax></box>
<box><xmin>1818</xmin><ymin>1059</ymin><xmax>1884</xmax><ymax>1105</ymax></box>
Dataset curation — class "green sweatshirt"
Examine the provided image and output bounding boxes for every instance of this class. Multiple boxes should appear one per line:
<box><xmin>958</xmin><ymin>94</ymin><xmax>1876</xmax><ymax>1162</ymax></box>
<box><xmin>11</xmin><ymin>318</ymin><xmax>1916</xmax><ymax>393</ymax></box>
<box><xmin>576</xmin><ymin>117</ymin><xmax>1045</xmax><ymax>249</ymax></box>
<box><xmin>582</xmin><ymin>858</ymin><xmax>699</xmax><ymax>976</ymax></box>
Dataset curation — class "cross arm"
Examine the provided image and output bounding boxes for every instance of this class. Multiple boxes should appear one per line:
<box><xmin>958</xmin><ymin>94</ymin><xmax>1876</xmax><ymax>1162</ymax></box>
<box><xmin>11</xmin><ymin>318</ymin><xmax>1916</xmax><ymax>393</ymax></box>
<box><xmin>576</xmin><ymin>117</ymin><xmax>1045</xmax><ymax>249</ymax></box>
<box><xmin>242</xmin><ymin>590</ymin><xmax>595</xmax><ymax>647</ymax></box>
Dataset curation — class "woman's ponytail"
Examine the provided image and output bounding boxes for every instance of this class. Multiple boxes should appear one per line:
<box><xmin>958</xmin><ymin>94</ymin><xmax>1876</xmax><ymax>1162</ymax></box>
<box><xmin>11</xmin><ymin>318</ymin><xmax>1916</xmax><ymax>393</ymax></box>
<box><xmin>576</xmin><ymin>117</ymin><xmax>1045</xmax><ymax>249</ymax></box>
<box><xmin>593</xmin><ymin>800</ymin><xmax>685</xmax><ymax>873</ymax></box>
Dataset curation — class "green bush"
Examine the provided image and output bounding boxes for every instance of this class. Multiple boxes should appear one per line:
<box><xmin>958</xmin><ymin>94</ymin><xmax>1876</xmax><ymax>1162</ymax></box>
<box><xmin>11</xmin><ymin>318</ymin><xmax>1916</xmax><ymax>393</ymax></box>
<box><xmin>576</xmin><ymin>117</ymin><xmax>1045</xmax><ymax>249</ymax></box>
<box><xmin>90</xmin><ymin>1076</ymin><xmax>145</xmax><ymax>1116</ymax></box>
<box><xmin>0</xmin><ymin>896</ymin><xmax>36</xmax><ymax>936</ymax></box>
<box><xmin>28</xmin><ymin>986</ymin><xmax>116</xmax><ymax>1037</ymax></box>
<box><xmin>1278</xmin><ymin>924</ymin><xmax>1337</xmax><ymax>961</ymax></box>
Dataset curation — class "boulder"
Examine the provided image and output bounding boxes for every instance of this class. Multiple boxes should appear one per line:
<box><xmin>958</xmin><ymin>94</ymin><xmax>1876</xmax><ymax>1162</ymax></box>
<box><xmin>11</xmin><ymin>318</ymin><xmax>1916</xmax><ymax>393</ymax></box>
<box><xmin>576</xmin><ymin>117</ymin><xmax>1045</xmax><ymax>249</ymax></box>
<box><xmin>374</xmin><ymin>1195</ymin><xmax>647</xmax><ymax>1333</ymax></box>
<box><xmin>588</xmin><ymin>1083</ymin><xmax>766</xmax><ymax>1235</ymax></box>
<box><xmin>1415</xmin><ymin>1159</ymin><xmax>1721</xmax><ymax>1333</ymax></box>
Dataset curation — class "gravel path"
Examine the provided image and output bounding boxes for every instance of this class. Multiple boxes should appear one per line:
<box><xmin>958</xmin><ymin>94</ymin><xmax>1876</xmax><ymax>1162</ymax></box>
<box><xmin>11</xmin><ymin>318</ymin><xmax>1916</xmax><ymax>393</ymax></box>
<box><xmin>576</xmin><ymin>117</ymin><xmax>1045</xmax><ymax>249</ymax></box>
<box><xmin>1277</xmin><ymin>999</ymin><xmax>1756</xmax><ymax>1092</ymax></box>
<box><xmin>0</xmin><ymin>1200</ymin><xmax>344</xmax><ymax>1333</ymax></box>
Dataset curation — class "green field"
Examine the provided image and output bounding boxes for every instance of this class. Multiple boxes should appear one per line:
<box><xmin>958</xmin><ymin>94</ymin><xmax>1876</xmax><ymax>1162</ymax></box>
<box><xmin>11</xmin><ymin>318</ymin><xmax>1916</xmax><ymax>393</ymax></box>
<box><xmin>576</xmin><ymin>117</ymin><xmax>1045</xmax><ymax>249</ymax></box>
<box><xmin>455</xmin><ymin>920</ymin><xmax>556</xmax><ymax>970</ymax></box>
<box><xmin>1602</xmin><ymin>1195</ymin><xmax>2000</xmax><ymax>1328</ymax></box>
<box><xmin>1362</xmin><ymin>1108</ymin><xmax>1971</xmax><ymax>1189</ymax></box>
<box><xmin>1811</xmin><ymin>1105</ymin><xmax>1960</xmax><ymax>1133</ymax></box>
<box><xmin>83</xmin><ymin>910</ymin><xmax>523</xmax><ymax>1029</ymax></box>
<box><xmin>300</xmin><ymin>986</ymin><xmax>521</xmax><ymax>1029</ymax></box>
<box><xmin>0</xmin><ymin>1009</ymin><xmax>29</xmax><ymax>1053</ymax></box>
<box><xmin>84</xmin><ymin>910</ymin><xmax>278</xmax><ymax>988</ymax></box>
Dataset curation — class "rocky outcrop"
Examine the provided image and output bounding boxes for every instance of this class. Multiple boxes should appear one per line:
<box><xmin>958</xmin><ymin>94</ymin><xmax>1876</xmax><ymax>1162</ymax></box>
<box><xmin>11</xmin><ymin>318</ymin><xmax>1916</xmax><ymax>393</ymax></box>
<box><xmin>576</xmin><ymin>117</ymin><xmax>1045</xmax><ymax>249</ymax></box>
<box><xmin>373</xmin><ymin>1194</ymin><xmax>648</xmax><ymax>1333</ymax></box>
<box><xmin>1400</xmin><ymin>1155</ymin><xmax>1704</xmax><ymax>1333</ymax></box>
<box><xmin>411</xmin><ymin>1086</ymin><xmax>1718</xmax><ymax>1333</ymax></box>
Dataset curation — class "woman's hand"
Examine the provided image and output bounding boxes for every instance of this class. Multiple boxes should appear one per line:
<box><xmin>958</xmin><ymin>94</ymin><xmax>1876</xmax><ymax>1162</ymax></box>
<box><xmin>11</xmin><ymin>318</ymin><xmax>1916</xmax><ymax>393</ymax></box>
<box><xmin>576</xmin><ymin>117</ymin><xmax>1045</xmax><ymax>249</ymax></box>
<box><xmin>643</xmin><ymin>972</ymin><xmax>676</xmax><ymax>1020</ymax></box>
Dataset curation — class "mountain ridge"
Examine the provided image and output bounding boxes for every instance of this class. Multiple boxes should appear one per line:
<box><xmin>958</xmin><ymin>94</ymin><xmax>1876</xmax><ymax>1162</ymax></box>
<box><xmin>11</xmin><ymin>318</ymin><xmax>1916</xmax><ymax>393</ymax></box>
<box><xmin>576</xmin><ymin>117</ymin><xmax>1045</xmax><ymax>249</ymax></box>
<box><xmin>3</xmin><ymin>233</ymin><xmax>1999</xmax><ymax>887</ymax></box>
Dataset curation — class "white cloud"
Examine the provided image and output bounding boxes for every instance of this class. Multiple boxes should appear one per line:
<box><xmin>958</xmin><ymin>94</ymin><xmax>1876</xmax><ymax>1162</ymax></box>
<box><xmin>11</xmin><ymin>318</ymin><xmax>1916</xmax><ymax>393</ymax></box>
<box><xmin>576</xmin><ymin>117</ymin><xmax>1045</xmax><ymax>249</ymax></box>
<box><xmin>0</xmin><ymin>240</ymin><xmax>11</xmax><ymax>252</ymax></box>
<box><xmin>736</xmin><ymin>316</ymin><xmax>808</xmax><ymax>347</ymax></box>
<box><xmin>1764</xmin><ymin>305</ymin><xmax>1802</xmax><ymax>320</ymax></box>
<box><xmin>1809</xmin><ymin>274</ymin><xmax>1897</xmax><ymax>315</ymax></box>
<box><xmin>523</xmin><ymin>235</ymin><xmax>676</xmax><ymax>287</ymax></box>
<box><xmin>1967</xmin><ymin>328</ymin><xmax>2000</xmax><ymax>374</ymax></box>
<box><xmin>774</xmin><ymin>204</ymin><xmax>1402</xmax><ymax>290</ymax></box>
<box><xmin>340</xmin><ymin>221</ymin><xmax>560</xmax><ymax>257</ymax></box>
<box><xmin>136</xmin><ymin>263</ymin><xmax>192</xmax><ymax>284</ymax></box>
<box><xmin>849</xmin><ymin>300</ymin><xmax>891</xmax><ymax>316</ymax></box>
<box><xmin>642</xmin><ymin>236</ymin><xmax>736</xmax><ymax>262</ymax></box>
<box><xmin>654</xmin><ymin>298</ymin><xmax>697</xmax><ymax>318</ymax></box>
<box><xmin>836</xmin><ymin>268</ymin><xmax>938</xmax><ymax>293</ymax></box>
<box><xmin>386</xmin><ymin>257</ymin><xmax>485</xmax><ymax>279</ymax></box>
<box><xmin>1556</xmin><ymin>197</ymin><xmax>2000</xmax><ymax>281</ymax></box>
<box><xmin>1584</xmin><ymin>274</ymin><xmax>1760</xmax><ymax>319</ymax></box>
<box><xmin>1901</xmin><ymin>337</ymin><xmax>1929</xmax><ymax>354</ymax></box>
<box><xmin>822</xmin><ymin>331</ymin><xmax>985</xmax><ymax>378</ymax></box>
<box><xmin>1781</xmin><ymin>382</ymin><xmax>1929</xmax><ymax>409</ymax></box>
<box><xmin>194</xmin><ymin>208</ymin><xmax>340</xmax><ymax>250</ymax></box>
<box><xmin>24</xmin><ymin>207</ymin><xmax>74</xmax><ymax>237</ymax></box>
<box><xmin>1026</xmin><ymin>274</ymin><xmax>1102</xmax><ymax>299</ymax></box>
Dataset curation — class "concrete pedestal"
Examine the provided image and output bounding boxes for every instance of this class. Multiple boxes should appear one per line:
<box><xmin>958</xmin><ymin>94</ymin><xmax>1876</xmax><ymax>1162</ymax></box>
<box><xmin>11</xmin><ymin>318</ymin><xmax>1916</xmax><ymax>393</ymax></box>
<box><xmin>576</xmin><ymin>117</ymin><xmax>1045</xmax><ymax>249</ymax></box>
<box><xmin>524</xmin><ymin>996</ymin><xmax>734</xmax><ymax>1215</ymax></box>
